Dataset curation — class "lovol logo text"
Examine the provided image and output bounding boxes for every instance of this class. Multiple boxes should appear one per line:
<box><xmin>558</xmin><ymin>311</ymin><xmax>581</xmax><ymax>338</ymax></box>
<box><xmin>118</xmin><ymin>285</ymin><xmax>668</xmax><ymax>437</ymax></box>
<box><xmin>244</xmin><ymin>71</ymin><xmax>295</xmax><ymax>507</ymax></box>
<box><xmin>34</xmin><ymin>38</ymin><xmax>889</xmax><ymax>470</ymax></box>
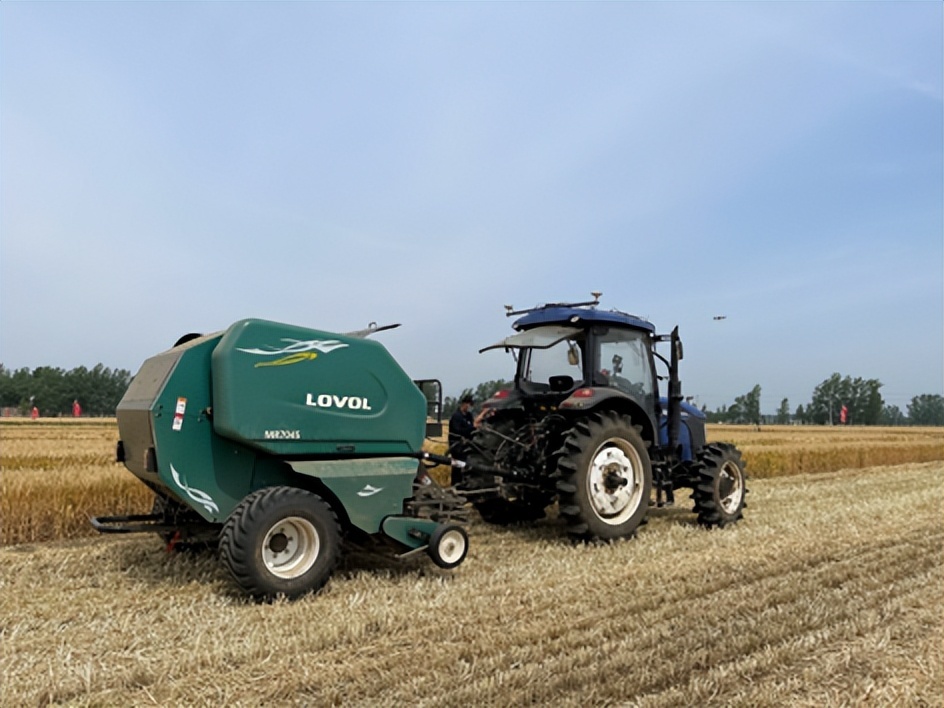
<box><xmin>306</xmin><ymin>393</ymin><xmax>372</xmax><ymax>411</ymax></box>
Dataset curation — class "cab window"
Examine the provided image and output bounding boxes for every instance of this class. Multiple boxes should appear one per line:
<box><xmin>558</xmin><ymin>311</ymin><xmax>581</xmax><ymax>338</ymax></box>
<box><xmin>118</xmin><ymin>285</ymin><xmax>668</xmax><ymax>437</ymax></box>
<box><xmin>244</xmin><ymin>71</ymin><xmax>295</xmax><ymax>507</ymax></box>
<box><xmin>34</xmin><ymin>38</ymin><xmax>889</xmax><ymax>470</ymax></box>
<box><xmin>597</xmin><ymin>330</ymin><xmax>654</xmax><ymax>401</ymax></box>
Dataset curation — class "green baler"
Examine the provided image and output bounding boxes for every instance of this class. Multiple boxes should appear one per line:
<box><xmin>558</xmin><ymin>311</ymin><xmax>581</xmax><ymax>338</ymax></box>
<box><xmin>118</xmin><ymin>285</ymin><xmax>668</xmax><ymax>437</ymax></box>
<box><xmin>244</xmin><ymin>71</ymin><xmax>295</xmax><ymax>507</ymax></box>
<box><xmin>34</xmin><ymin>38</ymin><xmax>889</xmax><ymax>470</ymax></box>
<box><xmin>93</xmin><ymin>318</ymin><xmax>468</xmax><ymax>600</ymax></box>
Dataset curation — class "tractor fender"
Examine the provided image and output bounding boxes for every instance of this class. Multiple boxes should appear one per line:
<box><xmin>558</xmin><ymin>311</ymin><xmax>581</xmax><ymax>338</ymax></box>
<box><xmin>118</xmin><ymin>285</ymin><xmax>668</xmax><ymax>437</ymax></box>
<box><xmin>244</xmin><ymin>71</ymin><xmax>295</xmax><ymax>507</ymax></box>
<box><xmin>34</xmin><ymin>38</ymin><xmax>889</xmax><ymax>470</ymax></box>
<box><xmin>559</xmin><ymin>388</ymin><xmax>657</xmax><ymax>444</ymax></box>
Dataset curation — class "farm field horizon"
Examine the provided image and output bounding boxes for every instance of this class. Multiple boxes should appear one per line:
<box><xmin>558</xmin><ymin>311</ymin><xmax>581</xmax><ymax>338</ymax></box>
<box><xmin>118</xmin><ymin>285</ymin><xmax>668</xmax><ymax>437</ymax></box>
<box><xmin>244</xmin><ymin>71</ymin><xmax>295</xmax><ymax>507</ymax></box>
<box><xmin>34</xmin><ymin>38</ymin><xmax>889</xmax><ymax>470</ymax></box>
<box><xmin>2</xmin><ymin>418</ymin><xmax>942</xmax><ymax>546</ymax></box>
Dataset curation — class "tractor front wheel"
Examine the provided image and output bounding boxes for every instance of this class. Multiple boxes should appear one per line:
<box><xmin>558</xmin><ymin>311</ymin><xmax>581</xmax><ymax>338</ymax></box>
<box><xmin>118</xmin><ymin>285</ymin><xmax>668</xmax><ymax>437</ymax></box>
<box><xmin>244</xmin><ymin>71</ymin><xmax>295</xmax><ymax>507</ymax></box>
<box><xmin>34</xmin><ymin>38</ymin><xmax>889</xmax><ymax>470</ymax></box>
<box><xmin>692</xmin><ymin>443</ymin><xmax>748</xmax><ymax>527</ymax></box>
<box><xmin>219</xmin><ymin>486</ymin><xmax>341</xmax><ymax>601</ymax></box>
<box><xmin>556</xmin><ymin>411</ymin><xmax>652</xmax><ymax>541</ymax></box>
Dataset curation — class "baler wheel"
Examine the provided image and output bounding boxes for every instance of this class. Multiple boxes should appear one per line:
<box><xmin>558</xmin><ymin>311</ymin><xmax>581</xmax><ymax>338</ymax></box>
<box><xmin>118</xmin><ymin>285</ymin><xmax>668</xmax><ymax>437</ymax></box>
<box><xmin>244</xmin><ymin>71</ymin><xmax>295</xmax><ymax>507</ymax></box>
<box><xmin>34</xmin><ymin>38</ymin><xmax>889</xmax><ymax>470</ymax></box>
<box><xmin>219</xmin><ymin>486</ymin><xmax>340</xmax><ymax>601</ymax></box>
<box><xmin>427</xmin><ymin>524</ymin><xmax>469</xmax><ymax>569</ymax></box>
<box><xmin>556</xmin><ymin>411</ymin><xmax>652</xmax><ymax>541</ymax></box>
<box><xmin>692</xmin><ymin>443</ymin><xmax>748</xmax><ymax>528</ymax></box>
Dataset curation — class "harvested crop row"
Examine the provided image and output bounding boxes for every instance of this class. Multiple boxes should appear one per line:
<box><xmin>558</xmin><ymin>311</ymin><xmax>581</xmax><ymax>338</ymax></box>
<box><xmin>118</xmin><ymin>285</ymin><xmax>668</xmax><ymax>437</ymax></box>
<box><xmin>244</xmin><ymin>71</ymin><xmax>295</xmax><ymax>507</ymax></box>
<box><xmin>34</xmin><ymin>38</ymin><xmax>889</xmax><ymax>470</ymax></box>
<box><xmin>0</xmin><ymin>462</ymin><xmax>941</xmax><ymax>706</ymax></box>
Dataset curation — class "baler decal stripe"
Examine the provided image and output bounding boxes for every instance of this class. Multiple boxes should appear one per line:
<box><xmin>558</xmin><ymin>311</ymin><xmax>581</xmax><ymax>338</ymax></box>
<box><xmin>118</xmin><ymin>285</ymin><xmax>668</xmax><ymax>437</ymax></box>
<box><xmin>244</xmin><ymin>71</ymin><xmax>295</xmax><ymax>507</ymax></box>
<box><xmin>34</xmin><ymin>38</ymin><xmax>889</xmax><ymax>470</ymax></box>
<box><xmin>170</xmin><ymin>464</ymin><xmax>220</xmax><ymax>515</ymax></box>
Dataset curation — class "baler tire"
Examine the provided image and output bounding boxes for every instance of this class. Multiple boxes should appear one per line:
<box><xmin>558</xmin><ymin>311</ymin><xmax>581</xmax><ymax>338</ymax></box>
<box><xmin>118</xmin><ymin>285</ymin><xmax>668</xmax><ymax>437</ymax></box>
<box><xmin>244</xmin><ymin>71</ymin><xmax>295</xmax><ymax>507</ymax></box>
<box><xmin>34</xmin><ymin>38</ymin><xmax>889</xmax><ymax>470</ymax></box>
<box><xmin>427</xmin><ymin>524</ymin><xmax>469</xmax><ymax>569</ymax></box>
<box><xmin>219</xmin><ymin>486</ymin><xmax>340</xmax><ymax>601</ymax></box>
<box><xmin>692</xmin><ymin>443</ymin><xmax>748</xmax><ymax>528</ymax></box>
<box><xmin>556</xmin><ymin>411</ymin><xmax>652</xmax><ymax>542</ymax></box>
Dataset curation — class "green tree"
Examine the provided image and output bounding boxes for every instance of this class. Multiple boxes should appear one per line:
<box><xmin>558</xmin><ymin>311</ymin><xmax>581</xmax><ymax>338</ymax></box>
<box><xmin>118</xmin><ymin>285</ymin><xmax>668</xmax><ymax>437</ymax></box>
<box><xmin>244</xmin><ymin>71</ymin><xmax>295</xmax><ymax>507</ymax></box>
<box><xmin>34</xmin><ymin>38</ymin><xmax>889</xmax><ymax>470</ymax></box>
<box><xmin>0</xmin><ymin>364</ymin><xmax>130</xmax><ymax>416</ymax></box>
<box><xmin>713</xmin><ymin>385</ymin><xmax>761</xmax><ymax>425</ymax></box>
<box><xmin>881</xmin><ymin>405</ymin><xmax>906</xmax><ymax>426</ymax></box>
<box><xmin>808</xmin><ymin>374</ymin><xmax>884</xmax><ymax>425</ymax></box>
<box><xmin>907</xmin><ymin>394</ymin><xmax>944</xmax><ymax>426</ymax></box>
<box><xmin>794</xmin><ymin>404</ymin><xmax>806</xmax><ymax>424</ymax></box>
<box><xmin>734</xmin><ymin>385</ymin><xmax>762</xmax><ymax>425</ymax></box>
<box><xmin>776</xmin><ymin>397</ymin><xmax>790</xmax><ymax>424</ymax></box>
<box><xmin>705</xmin><ymin>404</ymin><xmax>729</xmax><ymax>424</ymax></box>
<box><xmin>443</xmin><ymin>379</ymin><xmax>509</xmax><ymax>417</ymax></box>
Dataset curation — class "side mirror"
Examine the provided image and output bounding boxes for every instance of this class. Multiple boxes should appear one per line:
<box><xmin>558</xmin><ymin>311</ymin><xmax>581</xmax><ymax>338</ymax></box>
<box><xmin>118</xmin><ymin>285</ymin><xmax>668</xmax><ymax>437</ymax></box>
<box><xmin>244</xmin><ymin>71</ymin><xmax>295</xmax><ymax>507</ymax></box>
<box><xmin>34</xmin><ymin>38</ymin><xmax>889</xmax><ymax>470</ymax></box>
<box><xmin>671</xmin><ymin>326</ymin><xmax>683</xmax><ymax>362</ymax></box>
<box><xmin>413</xmin><ymin>379</ymin><xmax>443</xmax><ymax>437</ymax></box>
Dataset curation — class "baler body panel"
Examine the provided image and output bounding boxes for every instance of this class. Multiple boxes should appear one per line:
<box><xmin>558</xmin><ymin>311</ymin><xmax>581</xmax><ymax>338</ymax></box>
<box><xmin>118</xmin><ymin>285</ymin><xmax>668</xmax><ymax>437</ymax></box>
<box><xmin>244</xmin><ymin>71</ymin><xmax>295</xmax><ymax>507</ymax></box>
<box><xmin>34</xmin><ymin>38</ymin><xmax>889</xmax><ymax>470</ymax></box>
<box><xmin>116</xmin><ymin>334</ymin><xmax>257</xmax><ymax>522</ymax></box>
<box><xmin>211</xmin><ymin>319</ymin><xmax>426</xmax><ymax>456</ymax></box>
<box><xmin>289</xmin><ymin>458</ymin><xmax>416</xmax><ymax>533</ymax></box>
<box><xmin>115</xmin><ymin>350</ymin><xmax>178</xmax><ymax>486</ymax></box>
<box><xmin>116</xmin><ymin>320</ymin><xmax>428</xmax><ymax>527</ymax></box>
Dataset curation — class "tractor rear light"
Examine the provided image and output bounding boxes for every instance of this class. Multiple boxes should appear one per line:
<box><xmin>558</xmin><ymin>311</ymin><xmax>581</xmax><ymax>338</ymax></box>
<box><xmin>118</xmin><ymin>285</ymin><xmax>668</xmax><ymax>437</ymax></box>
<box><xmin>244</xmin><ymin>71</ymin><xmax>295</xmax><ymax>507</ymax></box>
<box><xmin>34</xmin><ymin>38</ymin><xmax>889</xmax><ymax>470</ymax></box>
<box><xmin>492</xmin><ymin>389</ymin><xmax>511</xmax><ymax>399</ymax></box>
<box><xmin>573</xmin><ymin>388</ymin><xmax>595</xmax><ymax>398</ymax></box>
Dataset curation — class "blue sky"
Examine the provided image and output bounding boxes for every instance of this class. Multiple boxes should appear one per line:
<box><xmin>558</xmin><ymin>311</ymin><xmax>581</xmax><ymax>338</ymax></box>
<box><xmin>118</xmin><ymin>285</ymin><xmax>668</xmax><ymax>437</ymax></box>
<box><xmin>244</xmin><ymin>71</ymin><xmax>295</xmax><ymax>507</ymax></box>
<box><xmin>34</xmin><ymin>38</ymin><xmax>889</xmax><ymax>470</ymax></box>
<box><xmin>2</xmin><ymin>2</ymin><xmax>941</xmax><ymax>413</ymax></box>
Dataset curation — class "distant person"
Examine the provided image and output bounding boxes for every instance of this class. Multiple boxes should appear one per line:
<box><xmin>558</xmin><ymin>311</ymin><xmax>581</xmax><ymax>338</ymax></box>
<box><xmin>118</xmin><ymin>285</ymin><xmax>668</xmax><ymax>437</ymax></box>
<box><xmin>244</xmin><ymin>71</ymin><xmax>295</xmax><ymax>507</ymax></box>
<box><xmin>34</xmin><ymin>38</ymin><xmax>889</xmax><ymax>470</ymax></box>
<box><xmin>448</xmin><ymin>395</ymin><xmax>476</xmax><ymax>461</ymax></box>
<box><xmin>448</xmin><ymin>394</ymin><xmax>488</xmax><ymax>483</ymax></box>
<box><xmin>30</xmin><ymin>406</ymin><xmax>39</xmax><ymax>420</ymax></box>
<box><xmin>72</xmin><ymin>400</ymin><xmax>82</xmax><ymax>418</ymax></box>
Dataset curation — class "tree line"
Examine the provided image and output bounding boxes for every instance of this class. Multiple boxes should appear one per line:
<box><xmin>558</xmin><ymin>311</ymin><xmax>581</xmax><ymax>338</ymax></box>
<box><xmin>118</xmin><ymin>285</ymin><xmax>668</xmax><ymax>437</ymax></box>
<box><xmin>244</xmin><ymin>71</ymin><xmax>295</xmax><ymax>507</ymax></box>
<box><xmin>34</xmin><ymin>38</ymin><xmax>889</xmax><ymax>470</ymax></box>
<box><xmin>705</xmin><ymin>374</ymin><xmax>943</xmax><ymax>426</ymax></box>
<box><xmin>0</xmin><ymin>364</ymin><xmax>132</xmax><ymax>417</ymax></box>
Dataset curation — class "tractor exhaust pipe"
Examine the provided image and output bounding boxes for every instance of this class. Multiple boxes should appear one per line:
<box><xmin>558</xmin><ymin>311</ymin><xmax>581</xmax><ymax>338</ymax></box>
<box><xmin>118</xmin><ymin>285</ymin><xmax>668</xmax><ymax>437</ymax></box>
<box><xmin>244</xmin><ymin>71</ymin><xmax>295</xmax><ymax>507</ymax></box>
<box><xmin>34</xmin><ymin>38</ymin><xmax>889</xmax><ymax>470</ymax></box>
<box><xmin>667</xmin><ymin>326</ymin><xmax>683</xmax><ymax>461</ymax></box>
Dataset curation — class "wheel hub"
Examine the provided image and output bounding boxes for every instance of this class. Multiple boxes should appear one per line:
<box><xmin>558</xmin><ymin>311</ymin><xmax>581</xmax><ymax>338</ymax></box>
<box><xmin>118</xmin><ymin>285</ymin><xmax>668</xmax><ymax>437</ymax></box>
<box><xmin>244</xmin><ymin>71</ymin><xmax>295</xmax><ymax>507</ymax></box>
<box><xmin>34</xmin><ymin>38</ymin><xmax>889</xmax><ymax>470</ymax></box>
<box><xmin>268</xmin><ymin>532</ymin><xmax>289</xmax><ymax>554</ymax></box>
<box><xmin>437</xmin><ymin>529</ymin><xmax>467</xmax><ymax>565</ymax></box>
<box><xmin>262</xmin><ymin>517</ymin><xmax>321</xmax><ymax>579</ymax></box>
<box><xmin>587</xmin><ymin>441</ymin><xmax>644</xmax><ymax>525</ymax></box>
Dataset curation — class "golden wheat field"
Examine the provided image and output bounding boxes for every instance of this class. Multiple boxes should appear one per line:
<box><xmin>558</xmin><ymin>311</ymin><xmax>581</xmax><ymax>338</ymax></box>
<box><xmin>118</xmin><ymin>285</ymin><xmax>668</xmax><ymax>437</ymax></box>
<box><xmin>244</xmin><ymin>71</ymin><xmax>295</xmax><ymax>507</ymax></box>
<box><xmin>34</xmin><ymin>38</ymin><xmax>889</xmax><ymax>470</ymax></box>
<box><xmin>2</xmin><ymin>419</ymin><xmax>942</xmax><ymax>545</ymax></box>
<box><xmin>1</xmin><ymin>420</ymin><xmax>943</xmax><ymax>706</ymax></box>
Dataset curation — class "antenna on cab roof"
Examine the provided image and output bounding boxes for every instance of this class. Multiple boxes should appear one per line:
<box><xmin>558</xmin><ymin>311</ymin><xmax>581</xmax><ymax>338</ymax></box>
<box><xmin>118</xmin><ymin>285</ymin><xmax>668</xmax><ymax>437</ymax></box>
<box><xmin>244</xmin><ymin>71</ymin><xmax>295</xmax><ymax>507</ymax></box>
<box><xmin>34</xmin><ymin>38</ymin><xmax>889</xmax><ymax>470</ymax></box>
<box><xmin>504</xmin><ymin>291</ymin><xmax>603</xmax><ymax>317</ymax></box>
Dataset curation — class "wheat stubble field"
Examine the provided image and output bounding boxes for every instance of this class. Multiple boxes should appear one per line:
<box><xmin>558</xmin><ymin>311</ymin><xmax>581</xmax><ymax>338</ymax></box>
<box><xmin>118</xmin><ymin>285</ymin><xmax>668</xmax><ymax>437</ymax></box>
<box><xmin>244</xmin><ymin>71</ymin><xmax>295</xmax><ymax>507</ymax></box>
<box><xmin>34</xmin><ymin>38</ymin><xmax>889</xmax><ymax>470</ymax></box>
<box><xmin>1</xmin><ymin>420</ymin><xmax>942</xmax><ymax>706</ymax></box>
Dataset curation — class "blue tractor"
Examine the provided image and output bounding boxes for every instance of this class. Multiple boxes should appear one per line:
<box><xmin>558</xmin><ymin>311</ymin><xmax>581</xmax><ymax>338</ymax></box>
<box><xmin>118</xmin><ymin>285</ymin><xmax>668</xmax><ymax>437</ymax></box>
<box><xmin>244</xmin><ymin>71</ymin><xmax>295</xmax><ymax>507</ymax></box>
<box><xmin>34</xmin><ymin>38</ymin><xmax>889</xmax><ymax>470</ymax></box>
<box><xmin>457</xmin><ymin>294</ymin><xmax>747</xmax><ymax>541</ymax></box>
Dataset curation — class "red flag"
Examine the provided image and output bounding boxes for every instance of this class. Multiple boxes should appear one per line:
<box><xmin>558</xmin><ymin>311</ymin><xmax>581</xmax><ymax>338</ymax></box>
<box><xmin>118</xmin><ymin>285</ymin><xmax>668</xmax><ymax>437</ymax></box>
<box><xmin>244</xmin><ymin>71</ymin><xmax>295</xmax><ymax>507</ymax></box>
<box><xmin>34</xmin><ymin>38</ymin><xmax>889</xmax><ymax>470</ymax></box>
<box><xmin>840</xmin><ymin>405</ymin><xmax>848</xmax><ymax>425</ymax></box>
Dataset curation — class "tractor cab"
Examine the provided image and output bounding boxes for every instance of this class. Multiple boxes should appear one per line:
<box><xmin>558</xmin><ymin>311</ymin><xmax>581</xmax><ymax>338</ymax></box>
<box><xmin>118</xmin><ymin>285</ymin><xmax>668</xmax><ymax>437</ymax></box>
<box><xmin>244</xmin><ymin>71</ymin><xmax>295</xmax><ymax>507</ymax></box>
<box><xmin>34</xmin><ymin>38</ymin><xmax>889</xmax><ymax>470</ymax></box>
<box><xmin>479</xmin><ymin>300</ymin><xmax>661</xmax><ymax>440</ymax></box>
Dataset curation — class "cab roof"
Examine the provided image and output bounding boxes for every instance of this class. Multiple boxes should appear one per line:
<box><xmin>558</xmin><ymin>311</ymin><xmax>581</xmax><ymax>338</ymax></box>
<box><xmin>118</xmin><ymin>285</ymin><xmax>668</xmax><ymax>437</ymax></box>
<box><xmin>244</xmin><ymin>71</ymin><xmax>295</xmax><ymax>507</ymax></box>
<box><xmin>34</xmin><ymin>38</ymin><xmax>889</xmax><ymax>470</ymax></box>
<box><xmin>512</xmin><ymin>306</ymin><xmax>655</xmax><ymax>333</ymax></box>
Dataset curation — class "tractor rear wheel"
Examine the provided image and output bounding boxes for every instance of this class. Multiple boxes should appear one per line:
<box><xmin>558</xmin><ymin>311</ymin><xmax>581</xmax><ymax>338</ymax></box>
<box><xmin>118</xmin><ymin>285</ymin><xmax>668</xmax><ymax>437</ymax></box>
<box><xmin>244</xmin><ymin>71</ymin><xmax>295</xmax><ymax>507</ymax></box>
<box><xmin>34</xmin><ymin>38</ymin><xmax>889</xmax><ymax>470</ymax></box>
<box><xmin>219</xmin><ymin>486</ymin><xmax>340</xmax><ymax>601</ymax></box>
<box><xmin>556</xmin><ymin>411</ymin><xmax>652</xmax><ymax>541</ymax></box>
<box><xmin>692</xmin><ymin>443</ymin><xmax>747</xmax><ymax>527</ymax></box>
